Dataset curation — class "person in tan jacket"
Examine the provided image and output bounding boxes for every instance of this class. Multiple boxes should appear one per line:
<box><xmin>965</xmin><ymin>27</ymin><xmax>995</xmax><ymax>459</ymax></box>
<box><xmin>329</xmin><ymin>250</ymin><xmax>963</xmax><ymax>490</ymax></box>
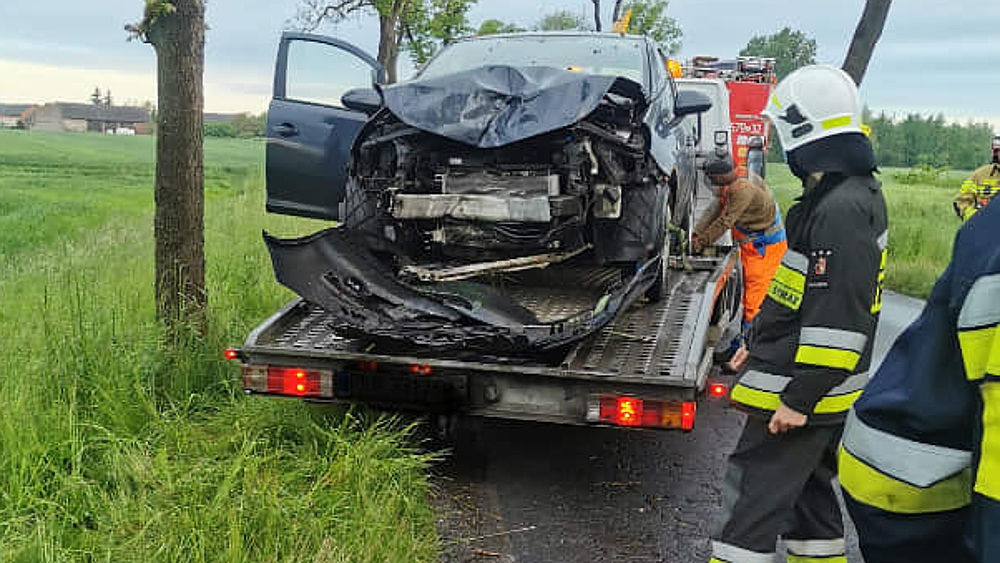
<box><xmin>692</xmin><ymin>158</ymin><xmax>786</xmax><ymax>371</ymax></box>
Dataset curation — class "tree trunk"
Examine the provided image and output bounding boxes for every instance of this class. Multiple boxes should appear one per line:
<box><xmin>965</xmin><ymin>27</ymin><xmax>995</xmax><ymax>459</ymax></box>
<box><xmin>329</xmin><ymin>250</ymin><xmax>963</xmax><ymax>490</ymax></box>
<box><xmin>147</xmin><ymin>0</ymin><xmax>206</xmax><ymax>332</ymax></box>
<box><xmin>378</xmin><ymin>12</ymin><xmax>399</xmax><ymax>83</ymax></box>
<box><xmin>592</xmin><ymin>0</ymin><xmax>601</xmax><ymax>31</ymax></box>
<box><xmin>842</xmin><ymin>0</ymin><xmax>892</xmax><ymax>85</ymax></box>
<box><xmin>612</xmin><ymin>0</ymin><xmax>625</xmax><ymax>23</ymax></box>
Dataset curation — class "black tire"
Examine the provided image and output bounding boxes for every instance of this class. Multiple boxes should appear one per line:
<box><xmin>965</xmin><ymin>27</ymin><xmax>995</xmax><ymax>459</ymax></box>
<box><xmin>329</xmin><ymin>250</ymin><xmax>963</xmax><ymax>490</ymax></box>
<box><xmin>645</xmin><ymin>187</ymin><xmax>671</xmax><ymax>302</ymax></box>
<box><xmin>341</xmin><ymin>177</ymin><xmax>378</xmax><ymax>232</ymax></box>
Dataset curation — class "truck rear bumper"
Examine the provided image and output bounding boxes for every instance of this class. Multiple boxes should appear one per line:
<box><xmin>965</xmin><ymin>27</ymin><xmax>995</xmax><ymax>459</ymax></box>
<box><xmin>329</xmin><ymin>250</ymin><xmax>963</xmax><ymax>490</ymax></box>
<box><xmin>235</xmin><ymin>247</ymin><xmax>742</xmax><ymax>430</ymax></box>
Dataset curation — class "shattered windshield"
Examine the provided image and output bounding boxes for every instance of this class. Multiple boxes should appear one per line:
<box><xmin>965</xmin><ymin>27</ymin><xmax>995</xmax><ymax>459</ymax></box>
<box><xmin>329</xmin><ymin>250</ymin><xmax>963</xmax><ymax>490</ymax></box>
<box><xmin>419</xmin><ymin>35</ymin><xmax>647</xmax><ymax>86</ymax></box>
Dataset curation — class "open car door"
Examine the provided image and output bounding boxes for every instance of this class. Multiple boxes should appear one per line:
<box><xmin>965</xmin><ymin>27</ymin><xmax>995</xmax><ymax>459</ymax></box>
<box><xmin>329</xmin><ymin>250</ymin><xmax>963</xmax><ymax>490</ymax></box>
<box><xmin>266</xmin><ymin>32</ymin><xmax>384</xmax><ymax>220</ymax></box>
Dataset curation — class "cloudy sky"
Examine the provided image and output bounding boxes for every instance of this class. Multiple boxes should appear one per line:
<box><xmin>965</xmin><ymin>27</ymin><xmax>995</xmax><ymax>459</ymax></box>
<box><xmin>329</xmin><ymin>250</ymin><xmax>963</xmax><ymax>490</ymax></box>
<box><xmin>1</xmin><ymin>0</ymin><xmax>997</xmax><ymax>127</ymax></box>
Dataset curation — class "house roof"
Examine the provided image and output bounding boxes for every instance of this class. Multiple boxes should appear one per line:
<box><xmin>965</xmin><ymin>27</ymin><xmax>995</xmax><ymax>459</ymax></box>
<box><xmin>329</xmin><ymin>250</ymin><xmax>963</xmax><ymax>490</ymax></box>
<box><xmin>0</xmin><ymin>103</ymin><xmax>34</xmax><ymax>117</ymax></box>
<box><xmin>54</xmin><ymin>102</ymin><xmax>150</xmax><ymax>123</ymax></box>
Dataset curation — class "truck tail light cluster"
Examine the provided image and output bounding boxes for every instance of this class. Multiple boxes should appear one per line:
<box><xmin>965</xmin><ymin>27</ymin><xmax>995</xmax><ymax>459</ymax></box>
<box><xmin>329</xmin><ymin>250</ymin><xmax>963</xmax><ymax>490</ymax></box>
<box><xmin>241</xmin><ymin>365</ymin><xmax>333</xmax><ymax>398</ymax></box>
<box><xmin>589</xmin><ymin>395</ymin><xmax>696</xmax><ymax>431</ymax></box>
<box><xmin>267</xmin><ymin>367</ymin><xmax>321</xmax><ymax>397</ymax></box>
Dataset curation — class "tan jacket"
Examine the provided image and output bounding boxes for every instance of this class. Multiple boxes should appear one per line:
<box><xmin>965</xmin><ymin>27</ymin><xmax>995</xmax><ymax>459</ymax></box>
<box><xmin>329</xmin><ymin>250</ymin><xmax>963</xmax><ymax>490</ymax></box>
<box><xmin>693</xmin><ymin>177</ymin><xmax>778</xmax><ymax>252</ymax></box>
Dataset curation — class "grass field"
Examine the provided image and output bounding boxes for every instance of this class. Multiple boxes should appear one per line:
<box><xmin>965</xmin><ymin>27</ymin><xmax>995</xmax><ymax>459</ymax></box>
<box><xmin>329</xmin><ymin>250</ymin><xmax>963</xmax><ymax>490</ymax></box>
<box><xmin>0</xmin><ymin>130</ymin><xmax>438</xmax><ymax>562</ymax></box>
<box><xmin>0</xmin><ymin>129</ymin><xmax>966</xmax><ymax>561</ymax></box>
<box><xmin>767</xmin><ymin>164</ymin><xmax>963</xmax><ymax>298</ymax></box>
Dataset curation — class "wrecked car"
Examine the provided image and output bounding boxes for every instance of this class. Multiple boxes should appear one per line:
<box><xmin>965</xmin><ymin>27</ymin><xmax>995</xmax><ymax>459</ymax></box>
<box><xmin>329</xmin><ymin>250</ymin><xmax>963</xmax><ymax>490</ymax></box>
<box><xmin>263</xmin><ymin>31</ymin><xmax>712</xmax><ymax>356</ymax></box>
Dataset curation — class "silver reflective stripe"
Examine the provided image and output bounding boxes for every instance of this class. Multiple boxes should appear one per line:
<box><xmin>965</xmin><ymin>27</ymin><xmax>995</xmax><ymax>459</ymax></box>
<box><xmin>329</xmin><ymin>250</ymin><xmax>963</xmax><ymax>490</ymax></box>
<box><xmin>842</xmin><ymin>409</ymin><xmax>971</xmax><ymax>488</ymax></box>
<box><xmin>799</xmin><ymin>327</ymin><xmax>868</xmax><ymax>353</ymax></box>
<box><xmin>958</xmin><ymin>273</ymin><xmax>1000</xmax><ymax>329</ymax></box>
<box><xmin>782</xmin><ymin>249</ymin><xmax>808</xmax><ymax>274</ymax></box>
<box><xmin>785</xmin><ymin>538</ymin><xmax>845</xmax><ymax>557</ymax></box>
<box><xmin>739</xmin><ymin>370</ymin><xmax>868</xmax><ymax>395</ymax></box>
<box><xmin>876</xmin><ymin>229</ymin><xmax>889</xmax><ymax>251</ymax></box>
<box><xmin>738</xmin><ymin>370</ymin><xmax>789</xmax><ymax>392</ymax></box>
<box><xmin>828</xmin><ymin>372</ymin><xmax>869</xmax><ymax>395</ymax></box>
<box><xmin>711</xmin><ymin>541</ymin><xmax>776</xmax><ymax>563</ymax></box>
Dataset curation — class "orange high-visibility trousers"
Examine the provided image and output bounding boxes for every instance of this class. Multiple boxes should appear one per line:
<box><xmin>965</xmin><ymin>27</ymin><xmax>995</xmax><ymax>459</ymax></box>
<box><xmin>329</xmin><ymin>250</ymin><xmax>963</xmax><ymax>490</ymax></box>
<box><xmin>739</xmin><ymin>238</ymin><xmax>787</xmax><ymax>323</ymax></box>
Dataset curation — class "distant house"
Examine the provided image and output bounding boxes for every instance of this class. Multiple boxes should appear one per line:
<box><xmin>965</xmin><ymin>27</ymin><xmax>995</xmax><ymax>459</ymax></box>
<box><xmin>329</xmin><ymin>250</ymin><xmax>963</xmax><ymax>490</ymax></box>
<box><xmin>24</xmin><ymin>103</ymin><xmax>151</xmax><ymax>134</ymax></box>
<box><xmin>0</xmin><ymin>103</ymin><xmax>33</xmax><ymax>128</ymax></box>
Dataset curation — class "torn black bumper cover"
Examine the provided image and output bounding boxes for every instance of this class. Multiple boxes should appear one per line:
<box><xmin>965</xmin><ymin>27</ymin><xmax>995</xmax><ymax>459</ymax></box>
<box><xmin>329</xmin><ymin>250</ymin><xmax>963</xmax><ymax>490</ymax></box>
<box><xmin>263</xmin><ymin>228</ymin><xmax>658</xmax><ymax>355</ymax></box>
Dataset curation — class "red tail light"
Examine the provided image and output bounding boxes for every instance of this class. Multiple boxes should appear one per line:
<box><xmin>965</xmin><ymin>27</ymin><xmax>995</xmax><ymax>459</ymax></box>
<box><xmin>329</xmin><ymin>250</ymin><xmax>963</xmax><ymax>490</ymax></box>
<box><xmin>595</xmin><ymin>395</ymin><xmax>696</xmax><ymax>430</ymax></box>
<box><xmin>682</xmin><ymin>401</ymin><xmax>696</xmax><ymax>431</ymax></box>
<box><xmin>409</xmin><ymin>364</ymin><xmax>432</xmax><ymax>375</ymax></box>
<box><xmin>224</xmin><ymin>348</ymin><xmax>239</xmax><ymax>360</ymax></box>
<box><xmin>266</xmin><ymin>367</ymin><xmax>321</xmax><ymax>397</ymax></box>
<box><xmin>616</xmin><ymin>397</ymin><xmax>642</xmax><ymax>426</ymax></box>
<box><xmin>709</xmin><ymin>383</ymin><xmax>728</xmax><ymax>397</ymax></box>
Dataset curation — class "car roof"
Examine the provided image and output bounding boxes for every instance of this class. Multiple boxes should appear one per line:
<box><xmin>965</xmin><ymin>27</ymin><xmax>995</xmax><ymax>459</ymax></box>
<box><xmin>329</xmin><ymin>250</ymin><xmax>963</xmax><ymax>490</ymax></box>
<box><xmin>454</xmin><ymin>31</ymin><xmax>649</xmax><ymax>44</ymax></box>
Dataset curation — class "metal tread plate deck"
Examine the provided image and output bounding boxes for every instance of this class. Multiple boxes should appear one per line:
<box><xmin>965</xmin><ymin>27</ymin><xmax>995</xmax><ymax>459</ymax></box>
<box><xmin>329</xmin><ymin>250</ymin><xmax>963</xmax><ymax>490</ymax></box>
<box><xmin>249</xmin><ymin>268</ymin><xmax>713</xmax><ymax>386</ymax></box>
<box><xmin>565</xmin><ymin>270</ymin><xmax>709</xmax><ymax>381</ymax></box>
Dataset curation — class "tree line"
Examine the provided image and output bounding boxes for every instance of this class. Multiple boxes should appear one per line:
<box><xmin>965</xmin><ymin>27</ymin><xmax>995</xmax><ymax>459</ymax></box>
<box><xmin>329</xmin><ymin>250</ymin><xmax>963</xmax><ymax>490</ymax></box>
<box><xmin>866</xmin><ymin>112</ymin><xmax>995</xmax><ymax>171</ymax></box>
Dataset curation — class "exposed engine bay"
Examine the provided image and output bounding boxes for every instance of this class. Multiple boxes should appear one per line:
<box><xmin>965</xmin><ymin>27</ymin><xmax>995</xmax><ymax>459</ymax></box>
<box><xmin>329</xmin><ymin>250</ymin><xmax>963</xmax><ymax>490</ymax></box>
<box><xmin>265</xmin><ymin>66</ymin><xmax>681</xmax><ymax>357</ymax></box>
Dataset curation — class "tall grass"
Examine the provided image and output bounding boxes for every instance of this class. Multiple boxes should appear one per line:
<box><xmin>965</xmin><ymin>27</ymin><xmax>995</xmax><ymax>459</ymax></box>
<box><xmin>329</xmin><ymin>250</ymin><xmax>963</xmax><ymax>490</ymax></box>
<box><xmin>0</xmin><ymin>131</ymin><xmax>438</xmax><ymax>562</ymax></box>
<box><xmin>768</xmin><ymin>164</ymin><xmax>962</xmax><ymax>298</ymax></box>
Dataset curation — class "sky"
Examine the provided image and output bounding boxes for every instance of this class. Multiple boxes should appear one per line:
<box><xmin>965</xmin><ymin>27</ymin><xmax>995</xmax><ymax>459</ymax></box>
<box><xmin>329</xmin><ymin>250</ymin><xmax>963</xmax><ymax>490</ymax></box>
<box><xmin>0</xmin><ymin>0</ymin><xmax>998</xmax><ymax>128</ymax></box>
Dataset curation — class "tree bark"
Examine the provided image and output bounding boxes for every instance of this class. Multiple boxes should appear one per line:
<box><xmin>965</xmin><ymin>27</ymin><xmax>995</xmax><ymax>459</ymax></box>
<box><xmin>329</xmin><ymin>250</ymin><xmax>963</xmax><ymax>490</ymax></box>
<box><xmin>147</xmin><ymin>0</ymin><xmax>206</xmax><ymax>331</ymax></box>
<box><xmin>592</xmin><ymin>0</ymin><xmax>601</xmax><ymax>31</ymax></box>
<box><xmin>842</xmin><ymin>0</ymin><xmax>892</xmax><ymax>85</ymax></box>
<box><xmin>377</xmin><ymin>13</ymin><xmax>398</xmax><ymax>83</ymax></box>
<box><xmin>612</xmin><ymin>0</ymin><xmax>625</xmax><ymax>23</ymax></box>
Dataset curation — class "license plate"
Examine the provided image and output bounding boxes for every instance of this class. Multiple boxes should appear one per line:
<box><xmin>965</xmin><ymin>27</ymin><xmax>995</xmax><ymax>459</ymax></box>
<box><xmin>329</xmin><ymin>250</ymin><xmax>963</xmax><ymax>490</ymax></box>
<box><xmin>335</xmin><ymin>370</ymin><xmax>467</xmax><ymax>407</ymax></box>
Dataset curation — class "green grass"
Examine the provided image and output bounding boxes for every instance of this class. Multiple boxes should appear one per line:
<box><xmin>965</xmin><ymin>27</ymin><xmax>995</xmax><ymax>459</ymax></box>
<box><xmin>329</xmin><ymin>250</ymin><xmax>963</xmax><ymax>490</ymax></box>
<box><xmin>0</xmin><ymin>130</ymin><xmax>438</xmax><ymax>562</ymax></box>
<box><xmin>768</xmin><ymin>164</ymin><xmax>962</xmax><ymax>298</ymax></box>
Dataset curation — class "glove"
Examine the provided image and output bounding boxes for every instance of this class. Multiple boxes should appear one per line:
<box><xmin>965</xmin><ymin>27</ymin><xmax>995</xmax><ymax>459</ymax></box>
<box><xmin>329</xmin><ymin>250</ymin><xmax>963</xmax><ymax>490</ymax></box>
<box><xmin>690</xmin><ymin>235</ymin><xmax>703</xmax><ymax>255</ymax></box>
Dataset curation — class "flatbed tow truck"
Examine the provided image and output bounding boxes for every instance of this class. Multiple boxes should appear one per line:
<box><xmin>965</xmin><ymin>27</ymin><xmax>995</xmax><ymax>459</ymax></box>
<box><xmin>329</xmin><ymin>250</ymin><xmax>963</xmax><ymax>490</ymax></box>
<box><xmin>229</xmin><ymin>45</ymin><xmax>774</xmax><ymax>432</ymax></box>
<box><xmin>233</xmin><ymin>250</ymin><xmax>741</xmax><ymax>430</ymax></box>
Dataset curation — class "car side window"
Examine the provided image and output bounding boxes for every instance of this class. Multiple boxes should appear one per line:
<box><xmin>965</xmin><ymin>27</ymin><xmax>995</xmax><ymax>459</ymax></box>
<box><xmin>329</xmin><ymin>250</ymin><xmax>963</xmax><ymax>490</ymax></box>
<box><xmin>284</xmin><ymin>39</ymin><xmax>375</xmax><ymax>108</ymax></box>
<box><xmin>658</xmin><ymin>49</ymin><xmax>677</xmax><ymax>103</ymax></box>
<box><xmin>647</xmin><ymin>44</ymin><xmax>665</xmax><ymax>95</ymax></box>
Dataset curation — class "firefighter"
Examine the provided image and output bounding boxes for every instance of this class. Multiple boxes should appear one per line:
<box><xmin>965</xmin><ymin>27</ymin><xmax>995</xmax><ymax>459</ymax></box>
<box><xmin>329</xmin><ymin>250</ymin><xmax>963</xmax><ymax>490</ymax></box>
<box><xmin>953</xmin><ymin>137</ymin><xmax>1000</xmax><ymax>221</ymax></box>
<box><xmin>691</xmin><ymin>157</ymin><xmax>786</xmax><ymax>372</ymax></box>
<box><xmin>709</xmin><ymin>65</ymin><xmax>888</xmax><ymax>563</ymax></box>
<box><xmin>839</xmin><ymin>199</ymin><xmax>1000</xmax><ymax>562</ymax></box>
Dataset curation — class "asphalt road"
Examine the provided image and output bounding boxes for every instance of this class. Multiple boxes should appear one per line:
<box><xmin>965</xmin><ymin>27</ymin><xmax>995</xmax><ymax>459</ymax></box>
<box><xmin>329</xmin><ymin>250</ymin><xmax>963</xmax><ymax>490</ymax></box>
<box><xmin>432</xmin><ymin>291</ymin><xmax>925</xmax><ymax>563</ymax></box>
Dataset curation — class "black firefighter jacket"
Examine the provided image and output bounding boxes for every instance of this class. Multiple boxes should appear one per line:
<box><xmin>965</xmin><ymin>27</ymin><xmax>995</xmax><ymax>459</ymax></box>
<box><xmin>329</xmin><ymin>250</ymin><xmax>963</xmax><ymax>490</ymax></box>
<box><xmin>731</xmin><ymin>173</ymin><xmax>889</xmax><ymax>424</ymax></box>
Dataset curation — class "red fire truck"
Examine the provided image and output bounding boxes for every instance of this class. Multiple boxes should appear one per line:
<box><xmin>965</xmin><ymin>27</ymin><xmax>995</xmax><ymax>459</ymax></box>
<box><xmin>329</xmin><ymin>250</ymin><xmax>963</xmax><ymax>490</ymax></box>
<box><xmin>684</xmin><ymin>56</ymin><xmax>777</xmax><ymax>177</ymax></box>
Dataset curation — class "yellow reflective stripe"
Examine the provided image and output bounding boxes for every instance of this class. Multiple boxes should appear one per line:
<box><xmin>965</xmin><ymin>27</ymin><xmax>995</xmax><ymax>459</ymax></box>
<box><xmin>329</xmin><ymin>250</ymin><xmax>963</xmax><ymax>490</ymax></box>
<box><xmin>838</xmin><ymin>446</ymin><xmax>972</xmax><ymax>514</ymax></box>
<box><xmin>795</xmin><ymin>345</ymin><xmax>861</xmax><ymax>371</ymax></box>
<box><xmin>958</xmin><ymin>325</ymin><xmax>996</xmax><ymax>381</ymax></box>
<box><xmin>788</xmin><ymin>556</ymin><xmax>846</xmax><ymax>563</ymax></box>
<box><xmin>771</xmin><ymin>94</ymin><xmax>783</xmax><ymax>109</ymax></box>
<box><xmin>813</xmin><ymin>390</ymin><xmax>862</xmax><ymax>414</ymax></box>
<box><xmin>768</xmin><ymin>264</ymin><xmax>805</xmax><ymax>310</ymax></box>
<box><xmin>730</xmin><ymin>384</ymin><xmax>861</xmax><ymax>414</ymax></box>
<box><xmin>821</xmin><ymin>115</ymin><xmax>852</xmax><ymax>130</ymax></box>
<box><xmin>976</xmin><ymin>382</ymin><xmax>1000</xmax><ymax>501</ymax></box>
<box><xmin>871</xmin><ymin>248</ymin><xmax>887</xmax><ymax>314</ymax></box>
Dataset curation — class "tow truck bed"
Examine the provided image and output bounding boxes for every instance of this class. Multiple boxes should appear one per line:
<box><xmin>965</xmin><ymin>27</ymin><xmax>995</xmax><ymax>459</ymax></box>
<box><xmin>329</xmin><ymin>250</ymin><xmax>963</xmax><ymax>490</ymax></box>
<box><xmin>237</xmin><ymin>249</ymin><xmax>741</xmax><ymax>429</ymax></box>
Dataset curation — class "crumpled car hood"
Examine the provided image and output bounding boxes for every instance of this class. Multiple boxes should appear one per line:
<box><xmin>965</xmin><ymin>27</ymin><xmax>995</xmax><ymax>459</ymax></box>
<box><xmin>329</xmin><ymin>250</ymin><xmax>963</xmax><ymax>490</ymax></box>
<box><xmin>379</xmin><ymin>65</ymin><xmax>645</xmax><ymax>148</ymax></box>
<box><xmin>263</xmin><ymin>227</ymin><xmax>657</xmax><ymax>356</ymax></box>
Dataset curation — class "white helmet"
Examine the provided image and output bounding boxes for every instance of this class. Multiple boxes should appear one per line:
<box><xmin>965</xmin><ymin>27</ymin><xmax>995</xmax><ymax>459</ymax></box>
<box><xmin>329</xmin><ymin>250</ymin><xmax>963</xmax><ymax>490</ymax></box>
<box><xmin>762</xmin><ymin>65</ymin><xmax>864</xmax><ymax>153</ymax></box>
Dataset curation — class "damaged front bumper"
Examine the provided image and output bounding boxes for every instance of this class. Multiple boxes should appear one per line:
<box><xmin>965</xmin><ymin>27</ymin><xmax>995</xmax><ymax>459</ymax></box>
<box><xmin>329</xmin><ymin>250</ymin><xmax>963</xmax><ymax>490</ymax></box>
<box><xmin>263</xmin><ymin>227</ymin><xmax>658</xmax><ymax>356</ymax></box>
